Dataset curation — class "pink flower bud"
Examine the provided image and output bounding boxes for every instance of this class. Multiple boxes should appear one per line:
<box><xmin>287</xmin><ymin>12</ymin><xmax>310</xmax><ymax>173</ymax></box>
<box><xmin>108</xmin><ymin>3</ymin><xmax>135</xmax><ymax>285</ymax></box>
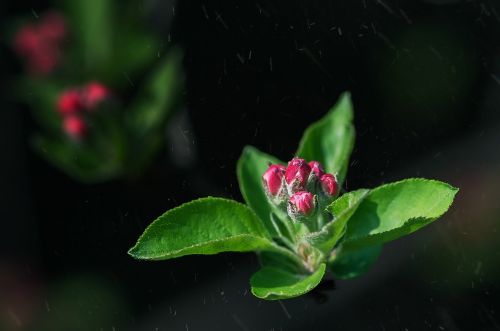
<box><xmin>63</xmin><ymin>115</ymin><xmax>87</xmax><ymax>139</ymax></box>
<box><xmin>57</xmin><ymin>89</ymin><xmax>83</xmax><ymax>115</ymax></box>
<box><xmin>285</xmin><ymin>158</ymin><xmax>311</xmax><ymax>191</ymax></box>
<box><xmin>262</xmin><ymin>164</ymin><xmax>285</xmax><ymax>196</ymax></box>
<box><xmin>82</xmin><ymin>82</ymin><xmax>110</xmax><ymax>110</ymax></box>
<box><xmin>308</xmin><ymin>161</ymin><xmax>325</xmax><ymax>178</ymax></box>
<box><xmin>320</xmin><ymin>173</ymin><xmax>338</xmax><ymax>197</ymax></box>
<box><xmin>289</xmin><ymin>191</ymin><xmax>315</xmax><ymax>216</ymax></box>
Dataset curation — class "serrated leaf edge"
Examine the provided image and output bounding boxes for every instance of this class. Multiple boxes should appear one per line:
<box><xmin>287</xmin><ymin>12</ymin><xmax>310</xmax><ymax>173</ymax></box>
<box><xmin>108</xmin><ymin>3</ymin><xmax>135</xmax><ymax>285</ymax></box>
<box><xmin>128</xmin><ymin>197</ymin><xmax>273</xmax><ymax>260</ymax></box>
<box><xmin>343</xmin><ymin>178</ymin><xmax>459</xmax><ymax>248</ymax></box>
<box><xmin>250</xmin><ymin>263</ymin><xmax>326</xmax><ymax>300</ymax></box>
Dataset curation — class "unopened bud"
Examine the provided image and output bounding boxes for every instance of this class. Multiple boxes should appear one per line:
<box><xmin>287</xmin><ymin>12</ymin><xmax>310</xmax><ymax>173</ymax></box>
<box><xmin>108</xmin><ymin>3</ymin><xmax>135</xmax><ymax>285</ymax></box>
<box><xmin>82</xmin><ymin>81</ymin><xmax>110</xmax><ymax>110</ymax></box>
<box><xmin>285</xmin><ymin>158</ymin><xmax>311</xmax><ymax>193</ymax></box>
<box><xmin>308</xmin><ymin>161</ymin><xmax>325</xmax><ymax>178</ymax></box>
<box><xmin>262</xmin><ymin>164</ymin><xmax>285</xmax><ymax>196</ymax></box>
<box><xmin>57</xmin><ymin>89</ymin><xmax>83</xmax><ymax>115</ymax></box>
<box><xmin>288</xmin><ymin>191</ymin><xmax>316</xmax><ymax>216</ymax></box>
<box><xmin>320</xmin><ymin>173</ymin><xmax>338</xmax><ymax>197</ymax></box>
<box><xmin>63</xmin><ymin>115</ymin><xmax>86</xmax><ymax>140</ymax></box>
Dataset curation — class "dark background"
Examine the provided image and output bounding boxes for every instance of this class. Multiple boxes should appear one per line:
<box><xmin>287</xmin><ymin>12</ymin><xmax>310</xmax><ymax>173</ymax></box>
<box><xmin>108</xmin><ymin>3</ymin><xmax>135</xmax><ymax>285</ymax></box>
<box><xmin>1</xmin><ymin>0</ymin><xmax>500</xmax><ymax>330</ymax></box>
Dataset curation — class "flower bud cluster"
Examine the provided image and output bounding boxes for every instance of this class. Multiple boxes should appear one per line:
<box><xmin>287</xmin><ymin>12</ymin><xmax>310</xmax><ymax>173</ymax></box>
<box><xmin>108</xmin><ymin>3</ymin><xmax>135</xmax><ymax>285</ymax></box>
<box><xmin>14</xmin><ymin>11</ymin><xmax>67</xmax><ymax>75</ymax></box>
<box><xmin>262</xmin><ymin>158</ymin><xmax>339</xmax><ymax>226</ymax></box>
<box><xmin>56</xmin><ymin>82</ymin><xmax>111</xmax><ymax>140</ymax></box>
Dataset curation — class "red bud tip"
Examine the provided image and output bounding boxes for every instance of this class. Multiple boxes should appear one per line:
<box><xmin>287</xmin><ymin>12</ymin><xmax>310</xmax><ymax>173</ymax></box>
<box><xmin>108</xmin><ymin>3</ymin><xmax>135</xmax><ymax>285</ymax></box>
<box><xmin>320</xmin><ymin>174</ymin><xmax>338</xmax><ymax>196</ymax></box>
<box><xmin>82</xmin><ymin>82</ymin><xmax>110</xmax><ymax>110</ymax></box>
<box><xmin>285</xmin><ymin>158</ymin><xmax>311</xmax><ymax>188</ymax></box>
<box><xmin>263</xmin><ymin>164</ymin><xmax>285</xmax><ymax>196</ymax></box>
<box><xmin>57</xmin><ymin>90</ymin><xmax>83</xmax><ymax>115</ymax></box>
<box><xmin>63</xmin><ymin>115</ymin><xmax>87</xmax><ymax>139</ymax></box>
<box><xmin>289</xmin><ymin>191</ymin><xmax>315</xmax><ymax>215</ymax></box>
<box><xmin>308</xmin><ymin>160</ymin><xmax>325</xmax><ymax>177</ymax></box>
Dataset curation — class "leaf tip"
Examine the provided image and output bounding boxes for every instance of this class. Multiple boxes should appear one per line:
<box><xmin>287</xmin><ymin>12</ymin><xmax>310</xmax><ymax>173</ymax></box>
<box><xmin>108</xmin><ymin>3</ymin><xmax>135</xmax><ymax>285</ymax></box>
<box><xmin>127</xmin><ymin>247</ymin><xmax>137</xmax><ymax>258</ymax></box>
<box><xmin>127</xmin><ymin>243</ymin><xmax>142</xmax><ymax>259</ymax></box>
<box><xmin>241</xmin><ymin>145</ymin><xmax>257</xmax><ymax>156</ymax></box>
<box><xmin>334</xmin><ymin>91</ymin><xmax>354</xmax><ymax>117</ymax></box>
<box><xmin>339</xmin><ymin>90</ymin><xmax>352</xmax><ymax>101</ymax></box>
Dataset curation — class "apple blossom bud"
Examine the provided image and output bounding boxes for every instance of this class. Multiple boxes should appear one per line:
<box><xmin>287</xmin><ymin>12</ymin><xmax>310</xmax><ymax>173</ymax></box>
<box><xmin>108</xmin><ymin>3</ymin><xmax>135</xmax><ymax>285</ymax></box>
<box><xmin>308</xmin><ymin>161</ymin><xmax>325</xmax><ymax>178</ymax></box>
<box><xmin>57</xmin><ymin>89</ymin><xmax>83</xmax><ymax>115</ymax></box>
<box><xmin>262</xmin><ymin>164</ymin><xmax>285</xmax><ymax>196</ymax></box>
<box><xmin>82</xmin><ymin>82</ymin><xmax>110</xmax><ymax>110</ymax></box>
<box><xmin>63</xmin><ymin>115</ymin><xmax>86</xmax><ymax>139</ymax></box>
<box><xmin>320</xmin><ymin>173</ymin><xmax>338</xmax><ymax>197</ymax></box>
<box><xmin>289</xmin><ymin>191</ymin><xmax>315</xmax><ymax>216</ymax></box>
<box><xmin>285</xmin><ymin>158</ymin><xmax>311</xmax><ymax>193</ymax></box>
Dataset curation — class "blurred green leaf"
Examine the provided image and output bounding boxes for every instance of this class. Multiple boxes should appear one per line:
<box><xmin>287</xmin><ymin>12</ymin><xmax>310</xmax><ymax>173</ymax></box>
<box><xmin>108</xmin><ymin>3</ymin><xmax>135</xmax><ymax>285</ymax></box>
<box><xmin>60</xmin><ymin>0</ymin><xmax>159</xmax><ymax>84</ymax></box>
<box><xmin>128</xmin><ymin>197</ymin><xmax>282</xmax><ymax>260</ymax></box>
<box><xmin>126</xmin><ymin>49</ymin><xmax>183</xmax><ymax>134</ymax></box>
<box><xmin>250</xmin><ymin>263</ymin><xmax>326</xmax><ymax>300</ymax></box>
<box><xmin>296</xmin><ymin>92</ymin><xmax>355</xmax><ymax>185</ymax></box>
<box><xmin>329</xmin><ymin>245</ymin><xmax>382</xmax><ymax>279</ymax></box>
<box><xmin>33</xmin><ymin>136</ymin><xmax>119</xmax><ymax>183</ymax></box>
<box><xmin>63</xmin><ymin>0</ymin><xmax>113</xmax><ymax>74</ymax></box>
<box><xmin>237</xmin><ymin>146</ymin><xmax>284</xmax><ymax>238</ymax></box>
<box><xmin>123</xmin><ymin>49</ymin><xmax>183</xmax><ymax>176</ymax></box>
<box><xmin>343</xmin><ymin>178</ymin><xmax>458</xmax><ymax>249</ymax></box>
<box><xmin>110</xmin><ymin>31</ymin><xmax>157</xmax><ymax>86</ymax></box>
<box><xmin>32</xmin><ymin>110</ymin><xmax>127</xmax><ymax>183</ymax></box>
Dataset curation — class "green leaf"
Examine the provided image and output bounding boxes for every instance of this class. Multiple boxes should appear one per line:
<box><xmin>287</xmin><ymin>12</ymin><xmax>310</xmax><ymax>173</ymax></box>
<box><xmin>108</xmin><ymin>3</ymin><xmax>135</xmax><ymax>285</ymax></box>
<box><xmin>63</xmin><ymin>0</ymin><xmax>113</xmax><ymax>74</ymax></box>
<box><xmin>250</xmin><ymin>263</ymin><xmax>326</xmax><ymax>300</ymax></box>
<box><xmin>107</xmin><ymin>2</ymin><xmax>159</xmax><ymax>86</ymax></box>
<box><xmin>258</xmin><ymin>251</ymin><xmax>303</xmax><ymax>274</ymax></box>
<box><xmin>31</xmin><ymin>108</ymin><xmax>128</xmax><ymax>183</ymax></box>
<box><xmin>110</xmin><ymin>30</ymin><xmax>157</xmax><ymax>86</ymax></box>
<box><xmin>329</xmin><ymin>245</ymin><xmax>382</xmax><ymax>279</ymax></box>
<box><xmin>124</xmin><ymin>49</ymin><xmax>183</xmax><ymax>176</ymax></box>
<box><xmin>343</xmin><ymin>178</ymin><xmax>458</xmax><ymax>248</ymax></box>
<box><xmin>126</xmin><ymin>49</ymin><xmax>183</xmax><ymax>135</ymax></box>
<box><xmin>128</xmin><ymin>197</ymin><xmax>280</xmax><ymax>260</ymax></box>
<box><xmin>237</xmin><ymin>146</ymin><xmax>284</xmax><ymax>237</ymax></box>
<box><xmin>296</xmin><ymin>92</ymin><xmax>355</xmax><ymax>185</ymax></box>
<box><xmin>306</xmin><ymin>189</ymin><xmax>369</xmax><ymax>254</ymax></box>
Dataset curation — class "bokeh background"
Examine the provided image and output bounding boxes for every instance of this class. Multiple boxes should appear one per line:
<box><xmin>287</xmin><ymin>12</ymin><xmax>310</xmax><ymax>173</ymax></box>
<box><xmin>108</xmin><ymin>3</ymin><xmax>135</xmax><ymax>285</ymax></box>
<box><xmin>1</xmin><ymin>0</ymin><xmax>500</xmax><ymax>330</ymax></box>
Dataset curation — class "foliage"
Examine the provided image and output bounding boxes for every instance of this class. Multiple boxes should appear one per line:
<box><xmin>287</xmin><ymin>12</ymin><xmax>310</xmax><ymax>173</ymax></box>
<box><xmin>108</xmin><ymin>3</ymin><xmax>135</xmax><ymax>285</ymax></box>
<box><xmin>13</xmin><ymin>0</ymin><xmax>184</xmax><ymax>183</ymax></box>
<box><xmin>129</xmin><ymin>92</ymin><xmax>458</xmax><ymax>300</ymax></box>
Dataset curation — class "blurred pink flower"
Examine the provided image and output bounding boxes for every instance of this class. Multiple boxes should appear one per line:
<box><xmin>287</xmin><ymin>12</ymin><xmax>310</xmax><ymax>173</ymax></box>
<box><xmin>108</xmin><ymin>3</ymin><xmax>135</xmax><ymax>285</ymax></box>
<box><xmin>82</xmin><ymin>82</ymin><xmax>110</xmax><ymax>110</ymax></box>
<box><xmin>63</xmin><ymin>115</ymin><xmax>87</xmax><ymax>140</ymax></box>
<box><xmin>57</xmin><ymin>89</ymin><xmax>83</xmax><ymax>115</ymax></box>
<box><xmin>13</xmin><ymin>11</ymin><xmax>67</xmax><ymax>75</ymax></box>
